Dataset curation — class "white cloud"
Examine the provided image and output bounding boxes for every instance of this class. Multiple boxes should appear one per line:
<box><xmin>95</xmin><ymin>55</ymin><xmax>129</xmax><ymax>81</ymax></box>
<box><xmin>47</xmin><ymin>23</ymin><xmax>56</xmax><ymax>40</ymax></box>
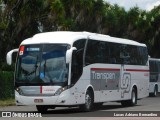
<box><xmin>104</xmin><ymin>0</ymin><xmax>160</xmax><ymax>11</ymax></box>
<box><xmin>146</xmin><ymin>1</ymin><xmax>160</xmax><ymax>11</ymax></box>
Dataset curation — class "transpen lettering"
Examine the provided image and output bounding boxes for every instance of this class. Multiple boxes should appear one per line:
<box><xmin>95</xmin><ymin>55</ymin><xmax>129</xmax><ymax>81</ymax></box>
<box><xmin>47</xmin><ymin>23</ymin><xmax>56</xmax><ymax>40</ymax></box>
<box><xmin>91</xmin><ymin>71</ymin><xmax>116</xmax><ymax>80</ymax></box>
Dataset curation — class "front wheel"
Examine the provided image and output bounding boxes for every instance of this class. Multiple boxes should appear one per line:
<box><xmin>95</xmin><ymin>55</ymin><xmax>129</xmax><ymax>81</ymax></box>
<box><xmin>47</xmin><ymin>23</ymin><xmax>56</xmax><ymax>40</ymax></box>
<box><xmin>79</xmin><ymin>90</ymin><xmax>93</xmax><ymax>112</ymax></box>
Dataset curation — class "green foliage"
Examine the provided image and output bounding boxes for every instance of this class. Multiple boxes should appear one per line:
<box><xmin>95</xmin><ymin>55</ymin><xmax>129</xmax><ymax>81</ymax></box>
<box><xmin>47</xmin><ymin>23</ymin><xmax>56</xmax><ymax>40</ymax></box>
<box><xmin>0</xmin><ymin>0</ymin><xmax>160</xmax><ymax>61</ymax></box>
<box><xmin>0</xmin><ymin>71</ymin><xmax>14</xmax><ymax>99</ymax></box>
<box><xmin>0</xmin><ymin>62</ymin><xmax>15</xmax><ymax>71</ymax></box>
<box><xmin>0</xmin><ymin>22</ymin><xmax>7</xmax><ymax>29</ymax></box>
<box><xmin>0</xmin><ymin>98</ymin><xmax>15</xmax><ymax>106</ymax></box>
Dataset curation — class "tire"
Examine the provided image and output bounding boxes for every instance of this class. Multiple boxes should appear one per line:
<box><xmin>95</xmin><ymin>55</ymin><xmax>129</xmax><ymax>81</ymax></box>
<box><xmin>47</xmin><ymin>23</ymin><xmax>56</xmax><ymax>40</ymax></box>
<box><xmin>121</xmin><ymin>88</ymin><xmax>137</xmax><ymax>107</ymax></box>
<box><xmin>80</xmin><ymin>90</ymin><xmax>93</xmax><ymax>112</ymax></box>
<box><xmin>152</xmin><ymin>86</ymin><xmax>158</xmax><ymax>97</ymax></box>
<box><xmin>130</xmin><ymin>88</ymin><xmax>137</xmax><ymax>105</ymax></box>
<box><xmin>149</xmin><ymin>86</ymin><xmax>158</xmax><ymax>97</ymax></box>
<box><xmin>36</xmin><ymin>105</ymin><xmax>48</xmax><ymax>113</ymax></box>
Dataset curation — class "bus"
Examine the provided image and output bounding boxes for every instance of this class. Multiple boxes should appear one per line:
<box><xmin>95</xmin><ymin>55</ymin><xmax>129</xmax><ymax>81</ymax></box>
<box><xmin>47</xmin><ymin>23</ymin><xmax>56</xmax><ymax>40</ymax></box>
<box><xmin>6</xmin><ymin>31</ymin><xmax>149</xmax><ymax>112</ymax></box>
<box><xmin>149</xmin><ymin>58</ymin><xmax>160</xmax><ymax>97</ymax></box>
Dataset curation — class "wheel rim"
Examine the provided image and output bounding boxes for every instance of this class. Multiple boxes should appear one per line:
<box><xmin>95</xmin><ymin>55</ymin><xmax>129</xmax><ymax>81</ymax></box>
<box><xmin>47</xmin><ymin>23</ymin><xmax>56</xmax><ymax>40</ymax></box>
<box><xmin>85</xmin><ymin>94</ymin><xmax>91</xmax><ymax>109</ymax></box>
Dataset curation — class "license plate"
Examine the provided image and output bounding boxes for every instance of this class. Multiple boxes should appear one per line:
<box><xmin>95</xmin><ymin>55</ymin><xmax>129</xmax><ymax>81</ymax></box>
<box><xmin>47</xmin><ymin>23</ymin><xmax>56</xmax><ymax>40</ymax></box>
<box><xmin>34</xmin><ymin>99</ymin><xmax>43</xmax><ymax>103</ymax></box>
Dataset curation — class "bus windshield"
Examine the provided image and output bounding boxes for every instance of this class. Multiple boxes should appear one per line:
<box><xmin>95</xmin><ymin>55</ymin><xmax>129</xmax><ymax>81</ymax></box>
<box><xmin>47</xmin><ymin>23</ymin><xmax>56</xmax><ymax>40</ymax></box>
<box><xmin>15</xmin><ymin>44</ymin><xmax>68</xmax><ymax>86</ymax></box>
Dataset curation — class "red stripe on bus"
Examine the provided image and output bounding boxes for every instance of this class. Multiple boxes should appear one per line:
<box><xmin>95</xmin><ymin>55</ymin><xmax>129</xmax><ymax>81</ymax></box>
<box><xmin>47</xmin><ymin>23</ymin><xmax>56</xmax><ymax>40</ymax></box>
<box><xmin>91</xmin><ymin>68</ymin><xmax>149</xmax><ymax>72</ymax></box>
<box><xmin>125</xmin><ymin>69</ymin><xmax>149</xmax><ymax>72</ymax></box>
<box><xmin>40</xmin><ymin>86</ymin><xmax>42</xmax><ymax>94</ymax></box>
<box><xmin>91</xmin><ymin>68</ymin><xmax>120</xmax><ymax>71</ymax></box>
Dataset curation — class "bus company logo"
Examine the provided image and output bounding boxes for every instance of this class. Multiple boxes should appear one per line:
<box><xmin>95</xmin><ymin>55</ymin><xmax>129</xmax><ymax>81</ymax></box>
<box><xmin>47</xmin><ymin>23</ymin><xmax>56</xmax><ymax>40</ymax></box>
<box><xmin>91</xmin><ymin>71</ymin><xmax>116</xmax><ymax>80</ymax></box>
<box><xmin>90</xmin><ymin>68</ymin><xmax>118</xmax><ymax>81</ymax></box>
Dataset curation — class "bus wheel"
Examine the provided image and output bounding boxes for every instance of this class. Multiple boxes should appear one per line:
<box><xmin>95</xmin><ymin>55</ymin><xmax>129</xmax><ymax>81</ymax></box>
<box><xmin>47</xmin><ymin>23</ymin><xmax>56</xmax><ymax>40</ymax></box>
<box><xmin>121</xmin><ymin>88</ymin><xmax>137</xmax><ymax>107</ymax></box>
<box><xmin>36</xmin><ymin>105</ymin><xmax>48</xmax><ymax>113</ymax></box>
<box><xmin>153</xmin><ymin>86</ymin><xmax>158</xmax><ymax>97</ymax></box>
<box><xmin>80</xmin><ymin>90</ymin><xmax>93</xmax><ymax>112</ymax></box>
<box><xmin>131</xmin><ymin>88</ymin><xmax>137</xmax><ymax>105</ymax></box>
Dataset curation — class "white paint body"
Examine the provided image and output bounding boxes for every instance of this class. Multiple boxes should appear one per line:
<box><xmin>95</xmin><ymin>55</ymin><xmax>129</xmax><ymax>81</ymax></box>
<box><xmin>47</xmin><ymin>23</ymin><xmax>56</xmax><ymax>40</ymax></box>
<box><xmin>8</xmin><ymin>31</ymin><xmax>149</xmax><ymax>106</ymax></box>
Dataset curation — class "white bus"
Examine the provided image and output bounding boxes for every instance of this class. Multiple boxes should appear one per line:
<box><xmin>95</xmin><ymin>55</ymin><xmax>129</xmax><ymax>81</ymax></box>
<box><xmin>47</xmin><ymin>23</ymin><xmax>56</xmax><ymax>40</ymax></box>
<box><xmin>6</xmin><ymin>31</ymin><xmax>149</xmax><ymax>112</ymax></box>
<box><xmin>149</xmin><ymin>58</ymin><xmax>160</xmax><ymax>97</ymax></box>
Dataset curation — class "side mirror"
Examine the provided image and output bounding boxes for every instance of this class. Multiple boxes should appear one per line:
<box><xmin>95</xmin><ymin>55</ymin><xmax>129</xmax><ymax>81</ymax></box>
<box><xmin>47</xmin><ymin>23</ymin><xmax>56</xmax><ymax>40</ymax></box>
<box><xmin>66</xmin><ymin>47</ymin><xmax>77</xmax><ymax>63</ymax></box>
<box><xmin>6</xmin><ymin>48</ymin><xmax>18</xmax><ymax>65</ymax></box>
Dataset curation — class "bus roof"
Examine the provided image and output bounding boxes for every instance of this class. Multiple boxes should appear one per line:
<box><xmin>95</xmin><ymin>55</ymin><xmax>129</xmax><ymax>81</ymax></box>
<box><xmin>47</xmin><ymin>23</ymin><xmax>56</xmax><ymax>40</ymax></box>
<box><xmin>21</xmin><ymin>31</ymin><xmax>146</xmax><ymax>47</ymax></box>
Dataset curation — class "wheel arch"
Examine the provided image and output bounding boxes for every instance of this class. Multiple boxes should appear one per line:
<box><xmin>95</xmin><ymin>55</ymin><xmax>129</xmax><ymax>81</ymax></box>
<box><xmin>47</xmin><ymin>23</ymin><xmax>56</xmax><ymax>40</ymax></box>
<box><xmin>155</xmin><ymin>84</ymin><xmax>158</xmax><ymax>90</ymax></box>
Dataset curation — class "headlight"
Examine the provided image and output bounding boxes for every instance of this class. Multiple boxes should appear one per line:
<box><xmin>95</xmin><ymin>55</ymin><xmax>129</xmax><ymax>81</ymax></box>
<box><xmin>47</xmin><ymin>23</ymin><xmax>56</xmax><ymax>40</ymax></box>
<box><xmin>54</xmin><ymin>87</ymin><xmax>68</xmax><ymax>96</ymax></box>
<box><xmin>15</xmin><ymin>87</ymin><xmax>23</xmax><ymax>95</ymax></box>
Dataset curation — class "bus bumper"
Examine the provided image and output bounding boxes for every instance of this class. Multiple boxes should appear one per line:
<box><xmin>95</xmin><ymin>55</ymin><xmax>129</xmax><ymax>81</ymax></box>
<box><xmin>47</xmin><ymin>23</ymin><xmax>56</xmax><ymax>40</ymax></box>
<box><xmin>15</xmin><ymin>90</ymin><xmax>84</xmax><ymax>106</ymax></box>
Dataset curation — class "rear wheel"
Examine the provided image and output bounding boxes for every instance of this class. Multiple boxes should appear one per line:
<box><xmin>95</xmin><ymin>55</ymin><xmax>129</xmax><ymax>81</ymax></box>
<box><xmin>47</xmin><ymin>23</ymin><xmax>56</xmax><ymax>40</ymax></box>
<box><xmin>121</xmin><ymin>88</ymin><xmax>137</xmax><ymax>107</ymax></box>
<box><xmin>151</xmin><ymin>86</ymin><xmax>158</xmax><ymax>97</ymax></box>
<box><xmin>131</xmin><ymin>88</ymin><xmax>137</xmax><ymax>105</ymax></box>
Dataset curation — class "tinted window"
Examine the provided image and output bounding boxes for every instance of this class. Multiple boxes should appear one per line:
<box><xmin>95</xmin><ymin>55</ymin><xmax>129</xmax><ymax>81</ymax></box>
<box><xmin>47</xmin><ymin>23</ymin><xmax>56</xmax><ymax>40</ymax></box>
<box><xmin>15</xmin><ymin>44</ymin><xmax>68</xmax><ymax>86</ymax></box>
<box><xmin>109</xmin><ymin>42</ymin><xmax>122</xmax><ymax>64</ymax></box>
<box><xmin>85</xmin><ymin>40</ymin><xmax>111</xmax><ymax>65</ymax></box>
<box><xmin>41</xmin><ymin>45</ymin><xmax>68</xmax><ymax>83</ymax></box>
<box><xmin>85</xmin><ymin>40</ymin><xmax>126</xmax><ymax>65</ymax></box>
<box><xmin>120</xmin><ymin>45</ymin><xmax>148</xmax><ymax>65</ymax></box>
<box><xmin>85</xmin><ymin>39</ymin><xmax>148</xmax><ymax>66</ymax></box>
<box><xmin>71</xmin><ymin>39</ymin><xmax>86</xmax><ymax>85</ymax></box>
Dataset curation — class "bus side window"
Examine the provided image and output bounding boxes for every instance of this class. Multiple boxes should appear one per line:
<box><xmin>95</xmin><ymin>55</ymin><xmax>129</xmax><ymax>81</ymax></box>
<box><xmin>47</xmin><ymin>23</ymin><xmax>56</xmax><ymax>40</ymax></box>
<box><xmin>85</xmin><ymin>40</ymin><xmax>111</xmax><ymax>65</ymax></box>
<box><xmin>128</xmin><ymin>46</ymin><xmax>137</xmax><ymax>65</ymax></box>
<box><xmin>85</xmin><ymin>40</ymin><xmax>96</xmax><ymax>65</ymax></box>
<box><xmin>136</xmin><ymin>46</ymin><xmax>148</xmax><ymax>65</ymax></box>
<box><xmin>97</xmin><ymin>42</ymin><xmax>109</xmax><ymax>63</ymax></box>
<box><xmin>120</xmin><ymin>45</ymin><xmax>130</xmax><ymax>64</ymax></box>
<box><xmin>141</xmin><ymin>47</ymin><xmax>148</xmax><ymax>65</ymax></box>
<box><xmin>71</xmin><ymin>39</ymin><xmax>86</xmax><ymax>85</ymax></box>
<box><xmin>109</xmin><ymin>42</ymin><xmax>122</xmax><ymax>64</ymax></box>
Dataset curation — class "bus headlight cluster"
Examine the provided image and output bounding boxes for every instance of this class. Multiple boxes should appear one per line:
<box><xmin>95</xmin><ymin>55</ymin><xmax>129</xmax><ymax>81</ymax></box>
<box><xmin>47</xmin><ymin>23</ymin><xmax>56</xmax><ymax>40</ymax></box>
<box><xmin>15</xmin><ymin>87</ymin><xmax>23</xmax><ymax>95</ymax></box>
<box><xmin>54</xmin><ymin>87</ymin><xmax>68</xmax><ymax>96</ymax></box>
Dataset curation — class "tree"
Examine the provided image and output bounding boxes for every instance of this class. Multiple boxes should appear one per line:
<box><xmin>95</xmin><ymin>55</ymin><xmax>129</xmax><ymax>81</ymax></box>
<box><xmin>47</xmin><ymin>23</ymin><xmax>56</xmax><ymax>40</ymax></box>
<box><xmin>0</xmin><ymin>0</ymin><xmax>48</xmax><ymax>61</ymax></box>
<box><xmin>0</xmin><ymin>0</ymin><xmax>160</xmax><ymax>63</ymax></box>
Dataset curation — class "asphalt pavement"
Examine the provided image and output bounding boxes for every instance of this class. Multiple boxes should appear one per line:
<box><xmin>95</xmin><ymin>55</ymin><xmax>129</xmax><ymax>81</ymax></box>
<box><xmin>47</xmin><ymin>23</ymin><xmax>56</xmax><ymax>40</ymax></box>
<box><xmin>0</xmin><ymin>95</ymin><xmax>160</xmax><ymax>119</ymax></box>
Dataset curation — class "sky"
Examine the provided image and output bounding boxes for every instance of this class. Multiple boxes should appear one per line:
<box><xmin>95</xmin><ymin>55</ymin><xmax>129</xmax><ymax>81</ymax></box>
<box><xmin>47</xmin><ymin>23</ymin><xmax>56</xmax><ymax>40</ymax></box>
<box><xmin>104</xmin><ymin>0</ymin><xmax>160</xmax><ymax>11</ymax></box>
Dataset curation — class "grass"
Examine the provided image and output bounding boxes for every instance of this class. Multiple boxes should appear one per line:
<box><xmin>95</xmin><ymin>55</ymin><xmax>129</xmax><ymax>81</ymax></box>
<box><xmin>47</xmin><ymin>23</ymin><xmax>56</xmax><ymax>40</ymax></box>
<box><xmin>0</xmin><ymin>98</ymin><xmax>15</xmax><ymax>106</ymax></box>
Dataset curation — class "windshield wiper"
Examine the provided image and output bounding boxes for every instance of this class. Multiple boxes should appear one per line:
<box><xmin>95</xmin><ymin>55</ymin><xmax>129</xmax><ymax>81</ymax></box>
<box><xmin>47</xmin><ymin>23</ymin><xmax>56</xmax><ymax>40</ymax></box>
<box><xmin>21</xmin><ymin>56</ymin><xmax>38</xmax><ymax>81</ymax></box>
<box><xmin>43</xmin><ymin>59</ymin><xmax>53</xmax><ymax>84</ymax></box>
<box><xmin>34</xmin><ymin>56</ymin><xmax>38</xmax><ymax>77</ymax></box>
<box><xmin>44</xmin><ymin>59</ymin><xmax>46</xmax><ymax>77</ymax></box>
